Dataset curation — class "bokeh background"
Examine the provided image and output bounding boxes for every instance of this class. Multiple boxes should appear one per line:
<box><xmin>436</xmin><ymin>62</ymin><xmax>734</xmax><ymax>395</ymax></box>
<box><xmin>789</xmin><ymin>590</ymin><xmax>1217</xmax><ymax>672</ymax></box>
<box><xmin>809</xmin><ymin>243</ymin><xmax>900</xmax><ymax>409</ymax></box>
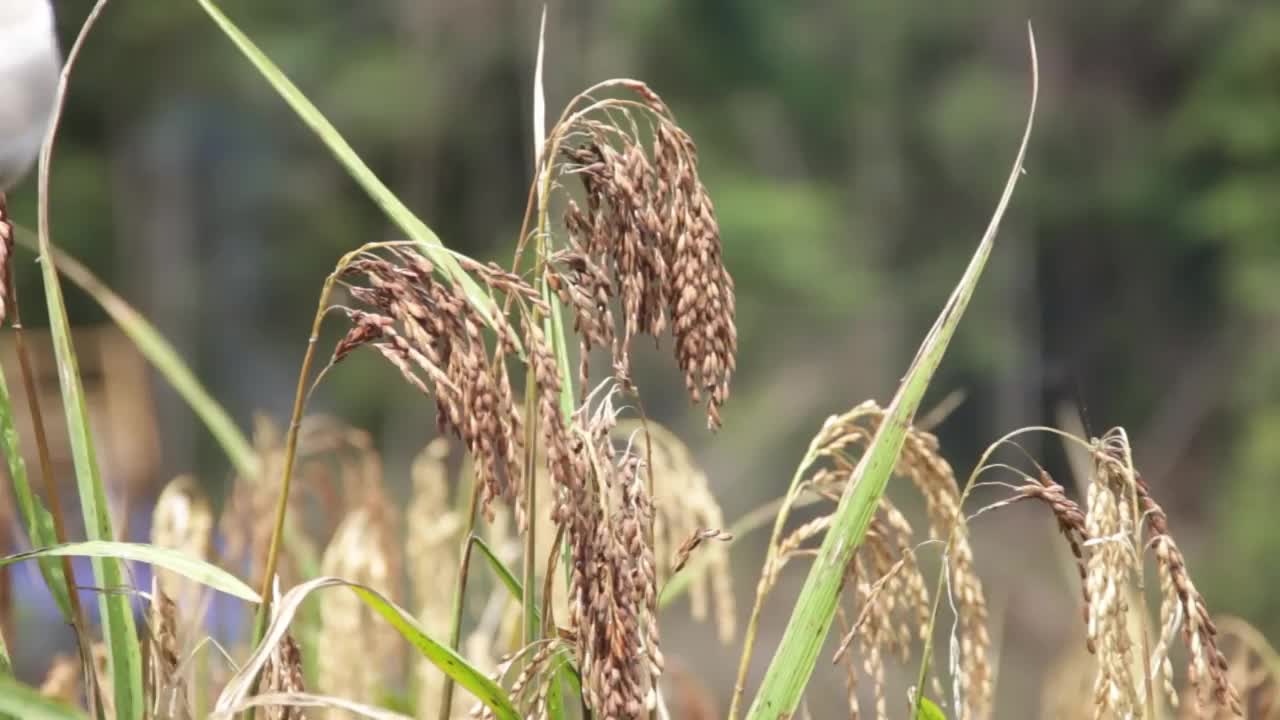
<box><xmin>3</xmin><ymin>0</ymin><xmax>1279</xmax><ymax>715</ymax></box>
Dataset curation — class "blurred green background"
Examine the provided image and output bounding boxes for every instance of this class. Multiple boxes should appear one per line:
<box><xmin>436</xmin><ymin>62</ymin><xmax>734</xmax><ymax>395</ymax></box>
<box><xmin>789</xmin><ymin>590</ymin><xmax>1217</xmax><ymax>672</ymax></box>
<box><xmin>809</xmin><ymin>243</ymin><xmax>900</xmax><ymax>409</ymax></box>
<box><xmin>4</xmin><ymin>0</ymin><xmax>1279</xmax><ymax>714</ymax></box>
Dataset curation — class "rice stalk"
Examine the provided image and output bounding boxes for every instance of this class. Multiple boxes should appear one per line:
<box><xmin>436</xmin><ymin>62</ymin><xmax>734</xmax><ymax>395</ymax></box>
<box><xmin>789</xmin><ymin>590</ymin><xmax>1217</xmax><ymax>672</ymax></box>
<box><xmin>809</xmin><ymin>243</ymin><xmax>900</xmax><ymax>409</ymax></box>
<box><xmin>35</xmin><ymin>2</ymin><xmax>144</xmax><ymax>716</ymax></box>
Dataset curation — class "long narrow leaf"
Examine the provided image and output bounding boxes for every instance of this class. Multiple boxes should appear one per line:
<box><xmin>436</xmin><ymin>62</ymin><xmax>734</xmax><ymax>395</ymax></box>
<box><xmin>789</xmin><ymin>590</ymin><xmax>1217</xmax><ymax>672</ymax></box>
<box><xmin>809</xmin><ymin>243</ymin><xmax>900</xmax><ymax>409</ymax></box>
<box><xmin>35</xmin><ymin>3</ymin><xmax>144</xmax><ymax>719</ymax></box>
<box><xmin>0</xmin><ymin>541</ymin><xmax>259</xmax><ymax>602</ymax></box>
<box><xmin>216</xmin><ymin>577</ymin><xmax>520</xmax><ymax>720</ymax></box>
<box><xmin>471</xmin><ymin>535</ymin><xmax>524</xmax><ymax>605</ymax></box>
<box><xmin>215</xmin><ymin>693</ymin><xmax>414</xmax><ymax>720</ymax></box>
<box><xmin>743</xmin><ymin>28</ymin><xmax>1039</xmax><ymax>719</ymax></box>
<box><xmin>191</xmin><ymin>0</ymin><xmax>508</xmax><ymax>340</ymax></box>
<box><xmin>0</xmin><ymin>361</ymin><xmax>73</xmax><ymax>617</ymax></box>
<box><xmin>0</xmin><ymin>675</ymin><xmax>89</xmax><ymax>720</ymax></box>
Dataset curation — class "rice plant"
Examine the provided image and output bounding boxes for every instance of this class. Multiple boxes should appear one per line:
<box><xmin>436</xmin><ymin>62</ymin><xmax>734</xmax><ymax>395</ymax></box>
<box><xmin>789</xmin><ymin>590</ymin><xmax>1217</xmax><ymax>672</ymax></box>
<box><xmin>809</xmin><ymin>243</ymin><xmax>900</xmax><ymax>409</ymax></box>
<box><xmin>0</xmin><ymin>3</ymin><xmax>1254</xmax><ymax>720</ymax></box>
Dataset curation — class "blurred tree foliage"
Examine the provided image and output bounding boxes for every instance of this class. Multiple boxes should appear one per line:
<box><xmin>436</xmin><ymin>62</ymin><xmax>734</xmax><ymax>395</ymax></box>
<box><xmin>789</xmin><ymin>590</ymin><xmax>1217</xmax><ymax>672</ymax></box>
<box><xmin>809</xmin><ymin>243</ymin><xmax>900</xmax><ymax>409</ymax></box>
<box><xmin>11</xmin><ymin>1</ymin><xmax>1277</xmax><ymax>633</ymax></box>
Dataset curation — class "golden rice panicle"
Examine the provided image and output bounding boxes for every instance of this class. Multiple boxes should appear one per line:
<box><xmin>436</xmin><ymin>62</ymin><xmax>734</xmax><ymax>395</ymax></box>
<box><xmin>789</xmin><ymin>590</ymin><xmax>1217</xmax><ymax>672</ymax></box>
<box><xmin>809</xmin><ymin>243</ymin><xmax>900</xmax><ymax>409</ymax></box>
<box><xmin>1085</xmin><ymin>436</ymin><xmax>1143</xmax><ymax>719</ymax></box>
<box><xmin>898</xmin><ymin>425</ymin><xmax>991</xmax><ymax>720</ymax></box>
<box><xmin>1134</xmin><ymin>471</ymin><xmax>1243</xmax><ymax>716</ymax></box>
<box><xmin>150</xmin><ymin>475</ymin><xmax>214</xmax><ymax>631</ymax></box>
<box><xmin>501</xmin><ymin>639</ymin><xmax>575</xmax><ymax>719</ymax></box>
<box><xmin>796</xmin><ymin>402</ymin><xmax>987</xmax><ymax>717</ymax></box>
<box><xmin>832</xmin><ymin>501</ymin><xmax>931</xmax><ymax>720</ymax></box>
<box><xmin>406</xmin><ymin>438</ymin><xmax>465</xmax><ymax>719</ymax></box>
<box><xmin>317</xmin><ymin>499</ymin><xmax>404</xmax><ymax>717</ymax></box>
<box><xmin>147</xmin><ymin>580</ymin><xmax>190</xmax><ymax>720</ymax></box>
<box><xmin>619</xmin><ymin>420</ymin><xmax>736</xmax><ymax>644</ymax></box>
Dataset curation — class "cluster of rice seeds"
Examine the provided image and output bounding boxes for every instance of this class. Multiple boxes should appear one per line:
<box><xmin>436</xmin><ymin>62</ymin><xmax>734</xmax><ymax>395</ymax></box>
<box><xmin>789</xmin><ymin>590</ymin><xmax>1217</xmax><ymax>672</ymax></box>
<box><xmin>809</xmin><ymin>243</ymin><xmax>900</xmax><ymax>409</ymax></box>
<box><xmin>334</xmin><ymin>249</ymin><xmax>530</xmax><ymax>522</ymax></box>
<box><xmin>784</xmin><ymin>402</ymin><xmax>987</xmax><ymax>717</ymax></box>
<box><xmin>1133</xmin><ymin>471</ymin><xmax>1242</xmax><ymax>715</ymax></box>
<box><xmin>552</xmin><ymin>83</ymin><xmax>736</xmax><ymax>429</ymax></box>
<box><xmin>405</xmin><ymin>439</ymin><xmax>466</xmax><ymax>719</ymax></box>
<box><xmin>832</xmin><ymin>502</ymin><xmax>931</xmax><ymax>720</ymax></box>
<box><xmin>262</xmin><ymin>631</ymin><xmax>307</xmax><ymax>720</ymax></box>
<box><xmin>617</xmin><ymin>420</ymin><xmax>736</xmax><ymax>644</ymax></box>
<box><xmin>151</xmin><ymin>475</ymin><xmax>215</xmax><ymax>638</ymax></box>
<box><xmin>559</xmin><ymin>399</ymin><xmax>663</xmax><ymax>720</ymax></box>
<box><xmin>146</xmin><ymin>582</ymin><xmax>190</xmax><ymax>720</ymax></box>
<box><xmin>488</xmin><ymin>638</ymin><xmax>576</xmax><ymax>720</ymax></box>
<box><xmin>317</xmin><ymin>498</ymin><xmax>404</xmax><ymax>717</ymax></box>
<box><xmin>1085</xmin><ymin>440</ymin><xmax>1143</xmax><ymax>717</ymax></box>
<box><xmin>897</xmin><ymin>427</ymin><xmax>992</xmax><ymax>720</ymax></box>
<box><xmin>992</xmin><ymin>431</ymin><xmax>1242</xmax><ymax>717</ymax></box>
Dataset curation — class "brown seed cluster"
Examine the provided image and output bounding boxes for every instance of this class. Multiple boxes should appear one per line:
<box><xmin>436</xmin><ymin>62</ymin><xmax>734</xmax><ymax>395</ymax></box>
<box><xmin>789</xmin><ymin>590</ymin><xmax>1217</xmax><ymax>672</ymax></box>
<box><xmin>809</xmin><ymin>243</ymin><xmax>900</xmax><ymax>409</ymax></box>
<box><xmin>1134</xmin><ymin>471</ymin><xmax>1242</xmax><ymax>715</ymax></box>
<box><xmin>146</xmin><ymin>583</ymin><xmax>191</xmax><ymax>720</ymax></box>
<box><xmin>261</xmin><ymin>631</ymin><xmax>307</xmax><ymax>720</ymax></box>
<box><xmin>555</xmin><ymin>396</ymin><xmax>663</xmax><ymax>720</ymax></box>
<box><xmin>551</xmin><ymin>84</ymin><xmax>736</xmax><ymax>429</ymax></box>
<box><xmin>617</xmin><ymin>420</ymin><xmax>736</xmax><ymax>644</ymax></box>
<box><xmin>334</xmin><ymin>249</ymin><xmax>530</xmax><ymax>522</ymax></box>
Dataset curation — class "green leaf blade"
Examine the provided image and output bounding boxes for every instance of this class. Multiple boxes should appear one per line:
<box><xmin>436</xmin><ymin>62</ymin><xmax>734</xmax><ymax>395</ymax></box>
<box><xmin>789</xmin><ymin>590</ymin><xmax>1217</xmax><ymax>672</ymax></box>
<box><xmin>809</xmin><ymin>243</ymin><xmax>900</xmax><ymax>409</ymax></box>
<box><xmin>743</xmin><ymin>28</ymin><xmax>1039</xmax><ymax>720</ymax></box>
<box><xmin>217</xmin><ymin>577</ymin><xmax>520</xmax><ymax>720</ymax></box>
<box><xmin>0</xmin><ymin>541</ymin><xmax>260</xmax><ymax>602</ymax></box>
<box><xmin>0</xmin><ymin>362</ymin><xmax>73</xmax><ymax>618</ymax></box>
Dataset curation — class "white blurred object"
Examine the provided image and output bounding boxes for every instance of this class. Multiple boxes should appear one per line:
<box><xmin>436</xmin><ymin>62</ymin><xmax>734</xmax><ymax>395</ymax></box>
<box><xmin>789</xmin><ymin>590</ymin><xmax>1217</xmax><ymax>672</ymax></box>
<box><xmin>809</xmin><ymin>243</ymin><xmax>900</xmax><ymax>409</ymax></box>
<box><xmin>0</xmin><ymin>0</ymin><xmax>61</xmax><ymax>191</ymax></box>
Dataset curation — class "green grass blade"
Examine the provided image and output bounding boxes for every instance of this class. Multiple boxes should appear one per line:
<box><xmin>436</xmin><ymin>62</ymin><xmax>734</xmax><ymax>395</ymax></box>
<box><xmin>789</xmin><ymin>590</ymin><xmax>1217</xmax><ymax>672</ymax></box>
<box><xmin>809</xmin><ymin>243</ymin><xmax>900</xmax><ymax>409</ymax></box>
<box><xmin>743</xmin><ymin>28</ymin><xmax>1039</xmax><ymax>720</ymax></box>
<box><xmin>470</xmin><ymin>535</ymin><xmax>524</xmax><ymax>605</ymax></box>
<box><xmin>9</xmin><ymin>228</ymin><xmax>257</xmax><ymax>478</ymax></box>
<box><xmin>349</xmin><ymin>586</ymin><xmax>520</xmax><ymax>720</ymax></box>
<box><xmin>35</xmin><ymin>4</ymin><xmax>144</xmax><ymax>718</ymax></box>
<box><xmin>0</xmin><ymin>541</ymin><xmax>260</xmax><ymax>602</ymax></box>
<box><xmin>0</xmin><ymin>676</ymin><xmax>89</xmax><ymax>720</ymax></box>
<box><xmin>217</xmin><ymin>577</ymin><xmax>520</xmax><ymax>720</ymax></box>
<box><xmin>916</xmin><ymin>697</ymin><xmax>948</xmax><ymax>720</ymax></box>
<box><xmin>0</xmin><ymin>361</ymin><xmax>73</xmax><ymax>618</ymax></box>
<box><xmin>191</xmin><ymin>0</ymin><xmax>507</xmax><ymax>338</ymax></box>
